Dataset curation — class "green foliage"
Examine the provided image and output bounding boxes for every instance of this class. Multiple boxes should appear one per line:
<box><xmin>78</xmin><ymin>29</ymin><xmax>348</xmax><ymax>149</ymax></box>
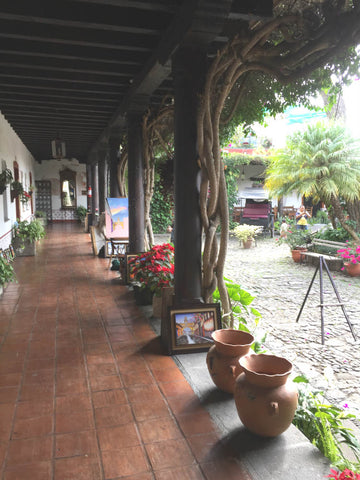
<box><xmin>13</xmin><ymin>219</ymin><xmax>46</xmax><ymax>246</ymax></box>
<box><xmin>315</xmin><ymin>226</ymin><xmax>352</xmax><ymax>243</ymax></box>
<box><xmin>213</xmin><ymin>277</ymin><xmax>266</xmax><ymax>353</ymax></box>
<box><xmin>75</xmin><ymin>206</ymin><xmax>87</xmax><ymax>221</ymax></box>
<box><xmin>232</xmin><ymin>224</ymin><xmax>263</xmax><ymax>242</ymax></box>
<box><xmin>0</xmin><ymin>168</ymin><xmax>13</xmax><ymax>190</ymax></box>
<box><xmin>11</xmin><ymin>181</ymin><xmax>24</xmax><ymax>196</ymax></box>
<box><xmin>293</xmin><ymin>376</ymin><xmax>360</xmax><ymax>472</ymax></box>
<box><xmin>265</xmin><ymin>122</ymin><xmax>360</xmax><ymax>205</ymax></box>
<box><xmin>150</xmin><ymin>180</ymin><xmax>173</xmax><ymax>233</ymax></box>
<box><xmin>0</xmin><ymin>256</ymin><xmax>16</xmax><ymax>286</ymax></box>
<box><xmin>34</xmin><ymin>210</ymin><xmax>47</xmax><ymax>218</ymax></box>
<box><xmin>277</xmin><ymin>229</ymin><xmax>314</xmax><ymax>250</ymax></box>
<box><xmin>310</xmin><ymin>210</ymin><xmax>330</xmax><ymax>225</ymax></box>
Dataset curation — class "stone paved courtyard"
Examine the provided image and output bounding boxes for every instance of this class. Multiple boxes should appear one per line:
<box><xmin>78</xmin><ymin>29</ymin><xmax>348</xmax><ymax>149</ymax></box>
<box><xmin>224</xmin><ymin>235</ymin><xmax>360</xmax><ymax>420</ymax></box>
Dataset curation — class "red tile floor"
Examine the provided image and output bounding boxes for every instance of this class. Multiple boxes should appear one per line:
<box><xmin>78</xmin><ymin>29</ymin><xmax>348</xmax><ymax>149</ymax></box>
<box><xmin>0</xmin><ymin>224</ymin><xmax>253</xmax><ymax>480</ymax></box>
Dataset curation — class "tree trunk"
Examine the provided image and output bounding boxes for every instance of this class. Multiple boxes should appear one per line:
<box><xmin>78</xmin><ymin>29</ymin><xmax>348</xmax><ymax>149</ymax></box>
<box><xmin>346</xmin><ymin>199</ymin><xmax>360</xmax><ymax>232</ymax></box>
<box><xmin>329</xmin><ymin>195</ymin><xmax>360</xmax><ymax>242</ymax></box>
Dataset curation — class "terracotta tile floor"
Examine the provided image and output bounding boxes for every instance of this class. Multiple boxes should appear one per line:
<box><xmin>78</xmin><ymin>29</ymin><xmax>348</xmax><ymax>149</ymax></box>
<box><xmin>0</xmin><ymin>224</ymin><xmax>253</xmax><ymax>480</ymax></box>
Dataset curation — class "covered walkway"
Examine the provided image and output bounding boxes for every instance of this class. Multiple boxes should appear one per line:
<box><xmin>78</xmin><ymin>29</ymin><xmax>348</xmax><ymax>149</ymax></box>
<box><xmin>0</xmin><ymin>224</ymin><xmax>253</xmax><ymax>480</ymax></box>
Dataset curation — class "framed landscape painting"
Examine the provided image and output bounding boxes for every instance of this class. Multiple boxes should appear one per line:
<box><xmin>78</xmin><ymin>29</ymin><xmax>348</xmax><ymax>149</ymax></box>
<box><xmin>169</xmin><ymin>303</ymin><xmax>221</xmax><ymax>354</ymax></box>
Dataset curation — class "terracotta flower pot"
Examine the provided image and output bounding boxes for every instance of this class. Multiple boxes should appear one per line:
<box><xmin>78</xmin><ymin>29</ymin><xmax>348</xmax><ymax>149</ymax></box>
<box><xmin>206</xmin><ymin>329</ymin><xmax>254</xmax><ymax>394</ymax></box>
<box><xmin>344</xmin><ymin>262</ymin><xmax>360</xmax><ymax>277</ymax></box>
<box><xmin>242</xmin><ymin>238</ymin><xmax>254</xmax><ymax>249</ymax></box>
<box><xmin>291</xmin><ymin>248</ymin><xmax>307</xmax><ymax>263</ymax></box>
<box><xmin>234</xmin><ymin>353</ymin><xmax>298</xmax><ymax>437</ymax></box>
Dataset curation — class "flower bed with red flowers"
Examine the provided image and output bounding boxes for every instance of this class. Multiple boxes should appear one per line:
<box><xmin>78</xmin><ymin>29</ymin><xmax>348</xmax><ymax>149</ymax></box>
<box><xmin>328</xmin><ymin>468</ymin><xmax>360</xmax><ymax>479</ymax></box>
<box><xmin>128</xmin><ymin>243</ymin><xmax>174</xmax><ymax>296</ymax></box>
<box><xmin>337</xmin><ymin>243</ymin><xmax>360</xmax><ymax>265</ymax></box>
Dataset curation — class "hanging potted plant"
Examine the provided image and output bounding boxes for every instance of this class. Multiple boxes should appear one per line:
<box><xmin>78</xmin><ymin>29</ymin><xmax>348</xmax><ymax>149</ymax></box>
<box><xmin>337</xmin><ymin>243</ymin><xmax>360</xmax><ymax>277</ymax></box>
<box><xmin>232</xmin><ymin>224</ymin><xmax>263</xmax><ymax>248</ymax></box>
<box><xmin>20</xmin><ymin>191</ymin><xmax>32</xmax><ymax>205</ymax></box>
<box><xmin>0</xmin><ymin>168</ymin><xmax>13</xmax><ymax>194</ymax></box>
<box><xmin>10</xmin><ymin>180</ymin><xmax>24</xmax><ymax>202</ymax></box>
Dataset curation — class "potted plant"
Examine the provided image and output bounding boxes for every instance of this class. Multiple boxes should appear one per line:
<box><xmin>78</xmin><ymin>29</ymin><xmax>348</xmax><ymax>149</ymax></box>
<box><xmin>128</xmin><ymin>243</ymin><xmax>175</xmax><ymax>309</ymax></box>
<box><xmin>0</xmin><ymin>256</ymin><xmax>16</xmax><ymax>295</ymax></box>
<box><xmin>276</xmin><ymin>229</ymin><xmax>313</xmax><ymax>262</ymax></box>
<box><xmin>35</xmin><ymin>210</ymin><xmax>47</xmax><ymax>226</ymax></box>
<box><xmin>12</xmin><ymin>219</ymin><xmax>46</xmax><ymax>256</ymax></box>
<box><xmin>10</xmin><ymin>180</ymin><xmax>24</xmax><ymax>202</ymax></box>
<box><xmin>337</xmin><ymin>242</ymin><xmax>360</xmax><ymax>277</ymax></box>
<box><xmin>20</xmin><ymin>191</ymin><xmax>32</xmax><ymax>205</ymax></box>
<box><xmin>0</xmin><ymin>168</ymin><xmax>13</xmax><ymax>194</ymax></box>
<box><xmin>75</xmin><ymin>205</ymin><xmax>88</xmax><ymax>223</ymax></box>
<box><xmin>232</xmin><ymin>224</ymin><xmax>263</xmax><ymax>248</ymax></box>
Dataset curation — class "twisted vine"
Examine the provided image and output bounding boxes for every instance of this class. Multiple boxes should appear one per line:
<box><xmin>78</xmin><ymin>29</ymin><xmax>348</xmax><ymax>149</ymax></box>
<box><xmin>197</xmin><ymin>3</ymin><xmax>360</xmax><ymax>326</ymax></box>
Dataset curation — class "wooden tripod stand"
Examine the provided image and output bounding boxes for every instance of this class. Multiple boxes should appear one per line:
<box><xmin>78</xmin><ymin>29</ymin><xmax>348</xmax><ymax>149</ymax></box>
<box><xmin>296</xmin><ymin>256</ymin><xmax>357</xmax><ymax>345</ymax></box>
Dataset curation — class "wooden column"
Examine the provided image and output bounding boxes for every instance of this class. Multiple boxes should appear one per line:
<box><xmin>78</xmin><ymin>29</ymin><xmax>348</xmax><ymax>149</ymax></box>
<box><xmin>97</xmin><ymin>148</ymin><xmax>107</xmax><ymax>215</ymax></box>
<box><xmin>91</xmin><ymin>162</ymin><xmax>99</xmax><ymax>224</ymax></box>
<box><xmin>109</xmin><ymin>135</ymin><xmax>121</xmax><ymax>198</ymax></box>
<box><xmin>86</xmin><ymin>163</ymin><xmax>92</xmax><ymax>212</ymax></box>
<box><xmin>128</xmin><ymin>113</ymin><xmax>144</xmax><ymax>252</ymax></box>
<box><xmin>173</xmin><ymin>47</ymin><xmax>207</xmax><ymax>304</ymax></box>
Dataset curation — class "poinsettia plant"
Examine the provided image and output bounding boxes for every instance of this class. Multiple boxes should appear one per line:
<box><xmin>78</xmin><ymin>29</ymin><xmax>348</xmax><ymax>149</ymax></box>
<box><xmin>128</xmin><ymin>243</ymin><xmax>174</xmax><ymax>296</ymax></box>
<box><xmin>337</xmin><ymin>243</ymin><xmax>360</xmax><ymax>265</ymax></box>
<box><xmin>328</xmin><ymin>468</ymin><xmax>360</xmax><ymax>479</ymax></box>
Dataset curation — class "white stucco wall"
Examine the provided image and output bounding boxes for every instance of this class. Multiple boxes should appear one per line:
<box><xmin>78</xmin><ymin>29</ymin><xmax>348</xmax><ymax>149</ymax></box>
<box><xmin>235</xmin><ymin>163</ymin><xmax>300</xmax><ymax>208</ymax></box>
<box><xmin>34</xmin><ymin>158</ymin><xmax>87</xmax><ymax>221</ymax></box>
<box><xmin>0</xmin><ymin>111</ymin><xmax>36</xmax><ymax>250</ymax></box>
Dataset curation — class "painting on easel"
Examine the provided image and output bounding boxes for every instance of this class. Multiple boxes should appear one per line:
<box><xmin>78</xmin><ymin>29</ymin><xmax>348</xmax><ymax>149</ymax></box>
<box><xmin>105</xmin><ymin>197</ymin><xmax>129</xmax><ymax>238</ymax></box>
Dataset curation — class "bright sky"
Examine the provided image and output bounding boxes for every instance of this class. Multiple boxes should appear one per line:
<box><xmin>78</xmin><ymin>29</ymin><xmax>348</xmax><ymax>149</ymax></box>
<box><xmin>343</xmin><ymin>78</ymin><xmax>360</xmax><ymax>138</ymax></box>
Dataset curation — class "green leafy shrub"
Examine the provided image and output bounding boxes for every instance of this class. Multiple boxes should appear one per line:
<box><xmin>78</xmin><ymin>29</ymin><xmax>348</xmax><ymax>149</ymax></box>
<box><xmin>293</xmin><ymin>376</ymin><xmax>360</xmax><ymax>472</ymax></box>
<box><xmin>0</xmin><ymin>256</ymin><xmax>16</xmax><ymax>286</ymax></box>
<box><xmin>315</xmin><ymin>225</ymin><xmax>353</xmax><ymax>243</ymax></box>
<box><xmin>12</xmin><ymin>219</ymin><xmax>46</xmax><ymax>246</ymax></box>
<box><xmin>213</xmin><ymin>277</ymin><xmax>266</xmax><ymax>353</ymax></box>
<box><xmin>75</xmin><ymin>206</ymin><xmax>87</xmax><ymax>221</ymax></box>
<box><xmin>150</xmin><ymin>184</ymin><xmax>173</xmax><ymax>233</ymax></box>
<box><xmin>34</xmin><ymin>210</ymin><xmax>47</xmax><ymax>218</ymax></box>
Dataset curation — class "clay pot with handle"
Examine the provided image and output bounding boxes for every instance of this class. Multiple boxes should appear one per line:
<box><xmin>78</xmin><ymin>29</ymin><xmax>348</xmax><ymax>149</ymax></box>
<box><xmin>206</xmin><ymin>329</ymin><xmax>254</xmax><ymax>394</ymax></box>
<box><xmin>234</xmin><ymin>353</ymin><xmax>298</xmax><ymax>437</ymax></box>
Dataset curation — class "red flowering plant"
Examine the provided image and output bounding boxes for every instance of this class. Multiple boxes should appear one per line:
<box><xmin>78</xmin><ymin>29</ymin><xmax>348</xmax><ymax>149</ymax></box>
<box><xmin>328</xmin><ymin>468</ymin><xmax>360</xmax><ymax>480</ymax></box>
<box><xmin>128</xmin><ymin>243</ymin><xmax>174</xmax><ymax>296</ymax></box>
<box><xmin>337</xmin><ymin>243</ymin><xmax>360</xmax><ymax>265</ymax></box>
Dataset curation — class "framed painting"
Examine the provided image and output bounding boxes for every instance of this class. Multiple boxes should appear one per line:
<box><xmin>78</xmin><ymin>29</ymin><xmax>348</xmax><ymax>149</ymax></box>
<box><xmin>105</xmin><ymin>197</ymin><xmax>129</xmax><ymax>239</ymax></box>
<box><xmin>169</xmin><ymin>303</ymin><xmax>221</xmax><ymax>354</ymax></box>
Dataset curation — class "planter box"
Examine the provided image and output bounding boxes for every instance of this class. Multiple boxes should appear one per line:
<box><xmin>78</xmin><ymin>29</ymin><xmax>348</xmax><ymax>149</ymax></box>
<box><xmin>12</xmin><ymin>238</ymin><xmax>37</xmax><ymax>256</ymax></box>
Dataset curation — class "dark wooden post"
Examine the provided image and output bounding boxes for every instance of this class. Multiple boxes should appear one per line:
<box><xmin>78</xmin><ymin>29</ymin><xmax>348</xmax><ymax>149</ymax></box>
<box><xmin>128</xmin><ymin>113</ymin><xmax>144</xmax><ymax>252</ymax></box>
<box><xmin>86</xmin><ymin>163</ymin><xmax>92</xmax><ymax>212</ymax></box>
<box><xmin>97</xmin><ymin>147</ymin><xmax>108</xmax><ymax>215</ymax></box>
<box><xmin>91</xmin><ymin>162</ymin><xmax>99</xmax><ymax>224</ymax></box>
<box><xmin>109</xmin><ymin>134</ymin><xmax>121</xmax><ymax>198</ymax></box>
<box><xmin>172</xmin><ymin>47</ymin><xmax>207</xmax><ymax>304</ymax></box>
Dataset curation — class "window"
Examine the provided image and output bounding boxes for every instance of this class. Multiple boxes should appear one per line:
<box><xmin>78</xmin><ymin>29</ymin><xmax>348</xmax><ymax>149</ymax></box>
<box><xmin>60</xmin><ymin>168</ymin><xmax>77</xmax><ymax>209</ymax></box>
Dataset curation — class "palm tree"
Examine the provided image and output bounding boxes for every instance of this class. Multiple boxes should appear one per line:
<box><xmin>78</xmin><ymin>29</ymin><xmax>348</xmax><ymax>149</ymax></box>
<box><xmin>265</xmin><ymin>122</ymin><xmax>360</xmax><ymax>242</ymax></box>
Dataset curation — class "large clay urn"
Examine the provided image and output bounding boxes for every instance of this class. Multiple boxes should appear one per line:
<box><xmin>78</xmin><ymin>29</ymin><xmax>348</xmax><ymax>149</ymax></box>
<box><xmin>234</xmin><ymin>354</ymin><xmax>298</xmax><ymax>437</ymax></box>
<box><xmin>206</xmin><ymin>329</ymin><xmax>254</xmax><ymax>394</ymax></box>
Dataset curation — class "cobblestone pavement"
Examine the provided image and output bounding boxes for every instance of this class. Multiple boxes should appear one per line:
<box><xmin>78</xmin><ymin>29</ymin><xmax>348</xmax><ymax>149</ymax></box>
<box><xmin>155</xmin><ymin>234</ymin><xmax>360</xmax><ymax>421</ymax></box>
<box><xmin>224</xmin><ymin>236</ymin><xmax>360</xmax><ymax>420</ymax></box>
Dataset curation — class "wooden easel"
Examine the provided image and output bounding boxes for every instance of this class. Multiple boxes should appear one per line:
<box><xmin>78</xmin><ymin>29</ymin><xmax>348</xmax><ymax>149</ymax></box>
<box><xmin>296</xmin><ymin>255</ymin><xmax>357</xmax><ymax>345</ymax></box>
